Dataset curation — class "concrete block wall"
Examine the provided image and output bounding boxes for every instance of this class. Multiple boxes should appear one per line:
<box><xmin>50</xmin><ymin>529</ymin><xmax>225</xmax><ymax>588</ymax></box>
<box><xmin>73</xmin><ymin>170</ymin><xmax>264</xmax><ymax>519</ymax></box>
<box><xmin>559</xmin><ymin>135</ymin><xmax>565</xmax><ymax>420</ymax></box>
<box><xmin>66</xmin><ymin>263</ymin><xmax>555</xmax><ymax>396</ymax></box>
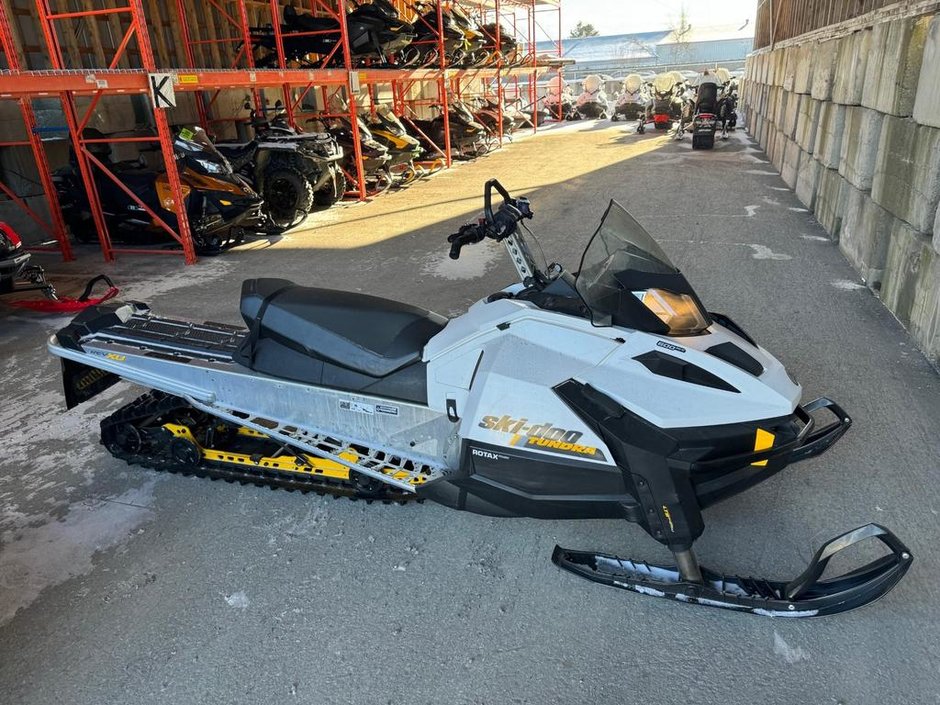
<box><xmin>743</xmin><ymin>13</ymin><xmax>940</xmax><ymax>365</ymax></box>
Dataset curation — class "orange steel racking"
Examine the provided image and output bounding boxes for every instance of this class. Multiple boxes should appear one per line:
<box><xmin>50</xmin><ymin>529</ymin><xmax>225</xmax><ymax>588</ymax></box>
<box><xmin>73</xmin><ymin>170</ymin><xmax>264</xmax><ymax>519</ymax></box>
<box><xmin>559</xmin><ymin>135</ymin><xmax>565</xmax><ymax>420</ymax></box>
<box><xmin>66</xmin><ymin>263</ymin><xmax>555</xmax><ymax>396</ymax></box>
<box><xmin>0</xmin><ymin>0</ymin><xmax>561</xmax><ymax>265</ymax></box>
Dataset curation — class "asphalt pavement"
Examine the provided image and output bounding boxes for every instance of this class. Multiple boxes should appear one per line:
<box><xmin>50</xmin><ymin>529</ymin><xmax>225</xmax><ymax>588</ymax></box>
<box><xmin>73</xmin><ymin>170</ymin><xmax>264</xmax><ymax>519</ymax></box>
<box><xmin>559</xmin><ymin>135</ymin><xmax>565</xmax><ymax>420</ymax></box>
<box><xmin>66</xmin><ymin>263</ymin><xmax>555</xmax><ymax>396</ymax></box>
<box><xmin>1</xmin><ymin>121</ymin><xmax>938</xmax><ymax>705</ymax></box>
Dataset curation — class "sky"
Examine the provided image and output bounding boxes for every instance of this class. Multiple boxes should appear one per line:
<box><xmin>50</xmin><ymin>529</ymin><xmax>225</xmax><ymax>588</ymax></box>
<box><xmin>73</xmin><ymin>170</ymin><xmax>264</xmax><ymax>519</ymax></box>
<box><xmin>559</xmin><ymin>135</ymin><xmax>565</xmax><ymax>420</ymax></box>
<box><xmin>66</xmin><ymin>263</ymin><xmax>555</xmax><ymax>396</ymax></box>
<box><xmin>556</xmin><ymin>0</ymin><xmax>757</xmax><ymax>36</ymax></box>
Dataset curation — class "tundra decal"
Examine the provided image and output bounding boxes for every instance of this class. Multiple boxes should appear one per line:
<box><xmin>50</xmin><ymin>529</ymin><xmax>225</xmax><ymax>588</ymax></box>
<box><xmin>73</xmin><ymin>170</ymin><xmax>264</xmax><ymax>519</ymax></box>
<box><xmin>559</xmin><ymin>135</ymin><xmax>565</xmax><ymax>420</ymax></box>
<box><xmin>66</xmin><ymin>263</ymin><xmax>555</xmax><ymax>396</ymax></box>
<box><xmin>478</xmin><ymin>415</ymin><xmax>607</xmax><ymax>461</ymax></box>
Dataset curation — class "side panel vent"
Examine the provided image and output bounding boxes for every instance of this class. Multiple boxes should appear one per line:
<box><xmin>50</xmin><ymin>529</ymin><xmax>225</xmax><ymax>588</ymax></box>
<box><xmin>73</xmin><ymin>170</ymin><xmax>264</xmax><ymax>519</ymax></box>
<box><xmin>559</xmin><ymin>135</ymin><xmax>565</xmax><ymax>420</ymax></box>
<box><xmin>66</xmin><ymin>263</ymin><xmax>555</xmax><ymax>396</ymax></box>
<box><xmin>633</xmin><ymin>351</ymin><xmax>739</xmax><ymax>393</ymax></box>
<box><xmin>706</xmin><ymin>342</ymin><xmax>764</xmax><ymax>376</ymax></box>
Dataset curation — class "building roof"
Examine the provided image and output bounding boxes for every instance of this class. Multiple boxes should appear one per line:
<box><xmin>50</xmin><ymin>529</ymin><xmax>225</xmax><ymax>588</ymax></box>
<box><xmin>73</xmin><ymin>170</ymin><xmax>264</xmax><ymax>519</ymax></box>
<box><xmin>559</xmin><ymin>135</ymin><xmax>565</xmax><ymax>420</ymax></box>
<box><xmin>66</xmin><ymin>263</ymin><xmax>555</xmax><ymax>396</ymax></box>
<box><xmin>539</xmin><ymin>23</ymin><xmax>754</xmax><ymax>62</ymax></box>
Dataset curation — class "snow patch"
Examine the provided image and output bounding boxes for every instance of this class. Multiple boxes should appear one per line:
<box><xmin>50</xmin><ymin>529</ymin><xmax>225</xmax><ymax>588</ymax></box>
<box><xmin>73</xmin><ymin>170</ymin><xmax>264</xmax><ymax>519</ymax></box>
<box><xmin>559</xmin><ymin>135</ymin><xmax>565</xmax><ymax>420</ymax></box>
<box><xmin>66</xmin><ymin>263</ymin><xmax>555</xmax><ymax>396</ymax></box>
<box><xmin>831</xmin><ymin>279</ymin><xmax>866</xmax><ymax>291</ymax></box>
<box><xmin>421</xmin><ymin>239</ymin><xmax>502</xmax><ymax>280</ymax></box>
<box><xmin>773</xmin><ymin>631</ymin><xmax>811</xmax><ymax>663</ymax></box>
<box><xmin>0</xmin><ymin>480</ymin><xmax>158</xmax><ymax>626</ymax></box>
<box><xmin>749</xmin><ymin>244</ymin><xmax>792</xmax><ymax>260</ymax></box>
<box><xmin>224</xmin><ymin>591</ymin><xmax>250</xmax><ymax>609</ymax></box>
<box><xmin>800</xmin><ymin>235</ymin><xmax>830</xmax><ymax>242</ymax></box>
<box><xmin>744</xmin><ymin>170</ymin><xmax>778</xmax><ymax>176</ymax></box>
<box><xmin>744</xmin><ymin>205</ymin><xmax>760</xmax><ymax>217</ymax></box>
<box><xmin>789</xmin><ymin>207</ymin><xmax>809</xmax><ymax>213</ymax></box>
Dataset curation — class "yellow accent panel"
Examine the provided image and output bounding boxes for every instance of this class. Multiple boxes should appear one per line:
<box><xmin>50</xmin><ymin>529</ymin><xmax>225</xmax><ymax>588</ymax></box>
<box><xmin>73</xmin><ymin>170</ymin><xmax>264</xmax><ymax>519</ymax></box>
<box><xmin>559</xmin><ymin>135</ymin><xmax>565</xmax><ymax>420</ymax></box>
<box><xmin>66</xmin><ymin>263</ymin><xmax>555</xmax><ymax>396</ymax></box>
<box><xmin>162</xmin><ymin>423</ymin><xmax>351</xmax><ymax>480</ymax></box>
<box><xmin>751</xmin><ymin>428</ymin><xmax>775</xmax><ymax>467</ymax></box>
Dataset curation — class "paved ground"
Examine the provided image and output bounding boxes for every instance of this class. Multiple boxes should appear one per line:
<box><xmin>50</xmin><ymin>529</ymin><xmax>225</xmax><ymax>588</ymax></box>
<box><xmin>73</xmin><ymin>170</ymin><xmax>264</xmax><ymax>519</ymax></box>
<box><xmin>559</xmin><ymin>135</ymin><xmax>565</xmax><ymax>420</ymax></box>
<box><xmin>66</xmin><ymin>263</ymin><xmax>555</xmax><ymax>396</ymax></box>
<box><xmin>1</xmin><ymin>122</ymin><xmax>938</xmax><ymax>705</ymax></box>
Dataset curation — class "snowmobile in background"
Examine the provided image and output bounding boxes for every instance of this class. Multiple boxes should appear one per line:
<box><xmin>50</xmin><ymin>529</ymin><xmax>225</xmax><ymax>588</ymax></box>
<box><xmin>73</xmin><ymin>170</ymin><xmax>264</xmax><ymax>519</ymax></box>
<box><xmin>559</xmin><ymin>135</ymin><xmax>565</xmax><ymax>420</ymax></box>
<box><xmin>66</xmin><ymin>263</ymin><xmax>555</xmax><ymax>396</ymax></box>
<box><xmin>53</xmin><ymin>127</ymin><xmax>264</xmax><ymax>255</ymax></box>
<box><xmin>688</xmin><ymin>73</ymin><xmax>720</xmax><ymax>149</ymax></box>
<box><xmin>250</xmin><ymin>0</ymin><xmax>415</xmax><ymax>68</ymax></box>
<box><xmin>573</xmin><ymin>75</ymin><xmax>611</xmax><ymax>120</ymax></box>
<box><xmin>648</xmin><ymin>71</ymin><xmax>688</xmax><ymax>132</ymax></box>
<box><xmin>612</xmin><ymin>74</ymin><xmax>651</xmax><ymax>122</ymax></box>
<box><xmin>403</xmin><ymin>1</ymin><xmax>480</xmax><ymax>66</ymax></box>
<box><xmin>320</xmin><ymin>113</ymin><xmax>393</xmax><ymax>195</ymax></box>
<box><xmin>542</xmin><ymin>75</ymin><xmax>575</xmax><ymax>121</ymax></box>
<box><xmin>366</xmin><ymin>104</ymin><xmax>424</xmax><ymax>185</ymax></box>
<box><xmin>49</xmin><ymin>179</ymin><xmax>911</xmax><ymax>618</ymax></box>
<box><xmin>477</xmin><ymin>20</ymin><xmax>524</xmax><ymax>66</ymax></box>
<box><xmin>717</xmin><ymin>78</ymin><xmax>739</xmax><ymax>137</ymax></box>
<box><xmin>0</xmin><ymin>222</ymin><xmax>55</xmax><ymax>300</ymax></box>
<box><xmin>216</xmin><ymin>102</ymin><xmax>345</xmax><ymax>229</ymax></box>
<box><xmin>409</xmin><ymin>102</ymin><xmax>488</xmax><ymax>160</ymax></box>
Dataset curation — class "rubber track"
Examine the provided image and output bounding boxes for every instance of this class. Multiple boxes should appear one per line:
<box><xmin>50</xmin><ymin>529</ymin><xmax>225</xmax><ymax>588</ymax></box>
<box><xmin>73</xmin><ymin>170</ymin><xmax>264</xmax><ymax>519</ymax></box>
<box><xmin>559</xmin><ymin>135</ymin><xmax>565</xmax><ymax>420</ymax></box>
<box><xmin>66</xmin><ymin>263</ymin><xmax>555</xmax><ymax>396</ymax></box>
<box><xmin>100</xmin><ymin>391</ymin><xmax>418</xmax><ymax>505</ymax></box>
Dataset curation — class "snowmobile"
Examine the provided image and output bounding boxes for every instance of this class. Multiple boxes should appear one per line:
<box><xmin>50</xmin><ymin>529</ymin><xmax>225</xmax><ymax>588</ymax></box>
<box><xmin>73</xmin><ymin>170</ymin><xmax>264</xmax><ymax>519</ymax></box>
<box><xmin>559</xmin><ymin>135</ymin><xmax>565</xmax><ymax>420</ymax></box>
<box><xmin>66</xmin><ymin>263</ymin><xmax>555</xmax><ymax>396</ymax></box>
<box><xmin>611</xmin><ymin>74</ymin><xmax>651</xmax><ymax>122</ymax></box>
<box><xmin>403</xmin><ymin>1</ymin><xmax>483</xmax><ymax>67</ymax></box>
<box><xmin>689</xmin><ymin>74</ymin><xmax>720</xmax><ymax>150</ymax></box>
<box><xmin>409</xmin><ymin>103</ymin><xmax>488</xmax><ymax>160</ymax></box>
<box><xmin>250</xmin><ymin>0</ymin><xmax>414</xmax><ymax>68</ymax></box>
<box><xmin>648</xmin><ymin>71</ymin><xmax>687</xmax><ymax>132</ymax></box>
<box><xmin>717</xmin><ymin>78</ymin><xmax>739</xmax><ymax>138</ymax></box>
<box><xmin>321</xmin><ymin>113</ymin><xmax>393</xmax><ymax>195</ymax></box>
<box><xmin>542</xmin><ymin>75</ymin><xmax>575</xmax><ymax>121</ymax></box>
<box><xmin>573</xmin><ymin>75</ymin><xmax>611</xmax><ymax>120</ymax></box>
<box><xmin>48</xmin><ymin>179</ymin><xmax>911</xmax><ymax>618</ymax></box>
<box><xmin>366</xmin><ymin>104</ymin><xmax>424</xmax><ymax>185</ymax></box>
<box><xmin>54</xmin><ymin>127</ymin><xmax>264</xmax><ymax>255</ymax></box>
<box><xmin>0</xmin><ymin>221</ymin><xmax>55</xmax><ymax>300</ymax></box>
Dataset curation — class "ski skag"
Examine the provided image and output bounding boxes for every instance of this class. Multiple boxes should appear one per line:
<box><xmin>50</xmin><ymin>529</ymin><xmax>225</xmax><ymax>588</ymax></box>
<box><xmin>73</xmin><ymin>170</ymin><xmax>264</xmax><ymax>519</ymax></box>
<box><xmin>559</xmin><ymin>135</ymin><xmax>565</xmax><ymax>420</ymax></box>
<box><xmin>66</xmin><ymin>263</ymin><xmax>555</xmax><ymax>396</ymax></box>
<box><xmin>100</xmin><ymin>392</ymin><xmax>417</xmax><ymax>504</ymax></box>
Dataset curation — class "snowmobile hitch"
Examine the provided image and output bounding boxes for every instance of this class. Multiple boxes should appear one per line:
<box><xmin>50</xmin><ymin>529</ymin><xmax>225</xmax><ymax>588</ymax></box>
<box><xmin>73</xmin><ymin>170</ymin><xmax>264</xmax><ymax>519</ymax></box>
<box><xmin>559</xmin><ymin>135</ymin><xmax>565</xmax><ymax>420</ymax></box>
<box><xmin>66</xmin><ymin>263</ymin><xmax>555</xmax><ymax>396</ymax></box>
<box><xmin>553</xmin><ymin>523</ymin><xmax>912</xmax><ymax>617</ymax></box>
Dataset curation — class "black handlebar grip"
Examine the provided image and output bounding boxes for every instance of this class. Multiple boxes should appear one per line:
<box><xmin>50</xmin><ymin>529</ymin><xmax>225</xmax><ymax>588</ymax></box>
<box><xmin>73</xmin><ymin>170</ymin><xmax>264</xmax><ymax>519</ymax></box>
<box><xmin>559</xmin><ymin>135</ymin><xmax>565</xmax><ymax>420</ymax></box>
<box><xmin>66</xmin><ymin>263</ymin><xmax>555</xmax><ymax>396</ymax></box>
<box><xmin>449</xmin><ymin>239</ymin><xmax>464</xmax><ymax>260</ymax></box>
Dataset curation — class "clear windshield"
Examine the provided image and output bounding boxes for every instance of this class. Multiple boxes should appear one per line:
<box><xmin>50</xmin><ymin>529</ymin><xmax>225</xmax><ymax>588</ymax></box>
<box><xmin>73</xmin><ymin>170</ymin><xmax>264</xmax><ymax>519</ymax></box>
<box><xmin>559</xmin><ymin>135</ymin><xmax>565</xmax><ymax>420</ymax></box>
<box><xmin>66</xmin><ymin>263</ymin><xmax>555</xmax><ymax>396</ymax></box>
<box><xmin>652</xmin><ymin>73</ymin><xmax>676</xmax><ymax>93</ymax></box>
<box><xmin>575</xmin><ymin>201</ymin><xmax>709</xmax><ymax>336</ymax></box>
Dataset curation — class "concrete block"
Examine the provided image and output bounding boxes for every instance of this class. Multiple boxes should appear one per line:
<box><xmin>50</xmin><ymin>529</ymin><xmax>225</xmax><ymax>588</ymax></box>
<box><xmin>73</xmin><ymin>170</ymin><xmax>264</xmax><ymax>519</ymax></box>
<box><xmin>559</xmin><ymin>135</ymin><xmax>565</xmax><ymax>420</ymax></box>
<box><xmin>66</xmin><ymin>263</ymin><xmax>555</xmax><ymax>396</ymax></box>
<box><xmin>832</xmin><ymin>29</ymin><xmax>872</xmax><ymax>105</ymax></box>
<box><xmin>913</xmin><ymin>15</ymin><xmax>940</xmax><ymax>128</ymax></box>
<box><xmin>810</xmin><ymin>39</ymin><xmax>838</xmax><ymax>100</ymax></box>
<box><xmin>771</xmin><ymin>48</ymin><xmax>786</xmax><ymax>86</ymax></box>
<box><xmin>814</xmin><ymin>167</ymin><xmax>850</xmax><ymax>239</ymax></box>
<box><xmin>783</xmin><ymin>92</ymin><xmax>800</xmax><ymax>138</ymax></box>
<box><xmin>782</xmin><ymin>46</ymin><xmax>797</xmax><ymax>91</ymax></box>
<box><xmin>934</xmin><ymin>203</ymin><xmax>940</xmax><ymax>254</ymax></box>
<box><xmin>840</xmin><ymin>190</ymin><xmax>895</xmax><ymax>288</ymax></box>
<box><xmin>781</xmin><ymin>138</ymin><xmax>802</xmax><ymax>188</ymax></box>
<box><xmin>795</xmin><ymin>97</ymin><xmax>821</xmax><ymax>153</ymax></box>
<box><xmin>796</xmin><ymin>156</ymin><xmax>821</xmax><ymax>209</ymax></box>
<box><xmin>838</xmin><ymin>106</ymin><xmax>884</xmax><ymax>190</ymax></box>
<box><xmin>772</xmin><ymin>130</ymin><xmax>788</xmax><ymax>172</ymax></box>
<box><xmin>862</xmin><ymin>15</ymin><xmax>931</xmax><ymax>117</ymax></box>
<box><xmin>793</xmin><ymin>43</ymin><xmax>814</xmax><ymax>94</ymax></box>
<box><xmin>773</xmin><ymin>87</ymin><xmax>788</xmax><ymax>127</ymax></box>
<box><xmin>881</xmin><ymin>223</ymin><xmax>940</xmax><ymax>365</ymax></box>
<box><xmin>872</xmin><ymin>117</ymin><xmax>940</xmax><ymax>233</ymax></box>
<box><xmin>814</xmin><ymin>102</ymin><xmax>846</xmax><ymax>168</ymax></box>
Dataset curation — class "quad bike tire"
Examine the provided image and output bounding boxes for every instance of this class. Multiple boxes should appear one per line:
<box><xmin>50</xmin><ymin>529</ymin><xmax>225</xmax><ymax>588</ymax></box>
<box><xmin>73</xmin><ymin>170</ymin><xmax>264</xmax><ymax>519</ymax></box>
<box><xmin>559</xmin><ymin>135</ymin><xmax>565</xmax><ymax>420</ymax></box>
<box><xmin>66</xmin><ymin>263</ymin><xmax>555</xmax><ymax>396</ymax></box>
<box><xmin>654</xmin><ymin>122</ymin><xmax>669</xmax><ymax>130</ymax></box>
<box><xmin>314</xmin><ymin>168</ymin><xmax>346</xmax><ymax>207</ymax></box>
<box><xmin>262</xmin><ymin>166</ymin><xmax>314</xmax><ymax>230</ymax></box>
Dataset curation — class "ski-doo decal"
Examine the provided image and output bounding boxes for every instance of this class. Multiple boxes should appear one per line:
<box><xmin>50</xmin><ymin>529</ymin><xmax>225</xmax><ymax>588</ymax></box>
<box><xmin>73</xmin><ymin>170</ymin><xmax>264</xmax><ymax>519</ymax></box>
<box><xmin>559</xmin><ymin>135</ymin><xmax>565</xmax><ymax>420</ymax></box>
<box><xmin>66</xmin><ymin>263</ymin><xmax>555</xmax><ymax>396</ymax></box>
<box><xmin>477</xmin><ymin>414</ymin><xmax>607</xmax><ymax>461</ymax></box>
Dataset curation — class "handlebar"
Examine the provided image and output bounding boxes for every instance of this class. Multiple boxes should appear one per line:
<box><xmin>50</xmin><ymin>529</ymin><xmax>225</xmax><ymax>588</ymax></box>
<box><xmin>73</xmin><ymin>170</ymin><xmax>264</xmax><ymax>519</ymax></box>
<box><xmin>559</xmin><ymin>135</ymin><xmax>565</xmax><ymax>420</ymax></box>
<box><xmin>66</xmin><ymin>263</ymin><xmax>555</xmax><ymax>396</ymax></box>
<box><xmin>448</xmin><ymin>179</ymin><xmax>533</xmax><ymax>260</ymax></box>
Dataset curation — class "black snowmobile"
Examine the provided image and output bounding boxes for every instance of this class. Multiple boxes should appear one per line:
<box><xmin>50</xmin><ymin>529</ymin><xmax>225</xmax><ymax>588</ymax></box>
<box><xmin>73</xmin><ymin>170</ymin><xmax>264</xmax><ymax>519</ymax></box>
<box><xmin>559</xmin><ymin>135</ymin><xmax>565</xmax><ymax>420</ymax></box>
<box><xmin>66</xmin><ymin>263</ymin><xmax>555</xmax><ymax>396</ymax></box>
<box><xmin>49</xmin><ymin>180</ymin><xmax>911</xmax><ymax>617</ymax></box>
<box><xmin>250</xmin><ymin>0</ymin><xmax>415</xmax><ymax>68</ymax></box>
<box><xmin>54</xmin><ymin>128</ymin><xmax>264</xmax><ymax>255</ymax></box>
<box><xmin>689</xmin><ymin>77</ymin><xmax>720</xmax><ymax>150</ymax></box>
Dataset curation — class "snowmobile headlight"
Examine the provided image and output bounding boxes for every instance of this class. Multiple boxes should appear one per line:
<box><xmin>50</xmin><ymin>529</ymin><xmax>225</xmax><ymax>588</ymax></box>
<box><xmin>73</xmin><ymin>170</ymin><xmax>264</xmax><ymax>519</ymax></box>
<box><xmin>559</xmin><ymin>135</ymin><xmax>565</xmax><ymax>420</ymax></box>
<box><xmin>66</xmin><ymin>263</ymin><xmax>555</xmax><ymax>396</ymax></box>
<box><xmin>193</xmin><ymin>157</ymin><xmax>225</xmax><ymax>175</ymax></box>
<box><xmin>635</xmin><ymin>289</ymin><xmax>709</xmax><ymax>336</ymax></box>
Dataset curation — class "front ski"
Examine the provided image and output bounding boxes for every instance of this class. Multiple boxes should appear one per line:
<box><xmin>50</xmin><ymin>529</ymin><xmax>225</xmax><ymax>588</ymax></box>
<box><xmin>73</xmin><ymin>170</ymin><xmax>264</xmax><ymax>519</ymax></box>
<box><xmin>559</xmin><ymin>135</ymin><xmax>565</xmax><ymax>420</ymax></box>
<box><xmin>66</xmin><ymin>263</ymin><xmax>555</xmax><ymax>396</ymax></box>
<box><xmin>553</xmin><ymin>524</ymin><xmax>912</xmax><ymax>617</ymax></box>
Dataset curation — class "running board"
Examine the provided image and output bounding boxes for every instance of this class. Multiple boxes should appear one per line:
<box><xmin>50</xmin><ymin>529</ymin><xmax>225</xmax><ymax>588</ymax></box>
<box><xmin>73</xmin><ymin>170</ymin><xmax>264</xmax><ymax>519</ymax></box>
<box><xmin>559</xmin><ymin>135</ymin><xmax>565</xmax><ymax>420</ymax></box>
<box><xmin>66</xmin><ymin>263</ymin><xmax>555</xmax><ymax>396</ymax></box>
<box><xmin>553</xmin><ymin>524</ymin><xmax>912</xmax><ymax>617</ymax></box>
<box><xmin>188</xmin><ymin>399</ymin><xmax>447</xmax><ymax>493</ymax></box>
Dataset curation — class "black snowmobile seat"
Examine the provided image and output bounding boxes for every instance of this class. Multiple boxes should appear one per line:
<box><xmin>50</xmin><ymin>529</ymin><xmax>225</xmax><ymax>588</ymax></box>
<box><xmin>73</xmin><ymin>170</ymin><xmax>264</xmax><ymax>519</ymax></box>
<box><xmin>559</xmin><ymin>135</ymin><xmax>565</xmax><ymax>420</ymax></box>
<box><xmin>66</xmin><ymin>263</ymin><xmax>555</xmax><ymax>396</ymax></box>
<box><xmin>234</xmin><ymin>278</ymin><xmax>446</xmax><ymax>403</ymax></box>
<box><xmin>696</xmin><ymin>83</ymin><xmax>718</xmax><ymax>113</ymax></box>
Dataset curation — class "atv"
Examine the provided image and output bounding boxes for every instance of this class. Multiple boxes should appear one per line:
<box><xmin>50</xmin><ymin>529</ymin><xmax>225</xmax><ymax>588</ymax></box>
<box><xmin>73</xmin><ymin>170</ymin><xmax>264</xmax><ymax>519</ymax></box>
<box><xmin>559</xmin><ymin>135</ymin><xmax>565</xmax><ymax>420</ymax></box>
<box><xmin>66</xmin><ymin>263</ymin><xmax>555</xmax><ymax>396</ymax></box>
<box><xmin>48</xmin><ymin>180</ymin><xmax>911</xmax><ymax>617</ymax></box>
